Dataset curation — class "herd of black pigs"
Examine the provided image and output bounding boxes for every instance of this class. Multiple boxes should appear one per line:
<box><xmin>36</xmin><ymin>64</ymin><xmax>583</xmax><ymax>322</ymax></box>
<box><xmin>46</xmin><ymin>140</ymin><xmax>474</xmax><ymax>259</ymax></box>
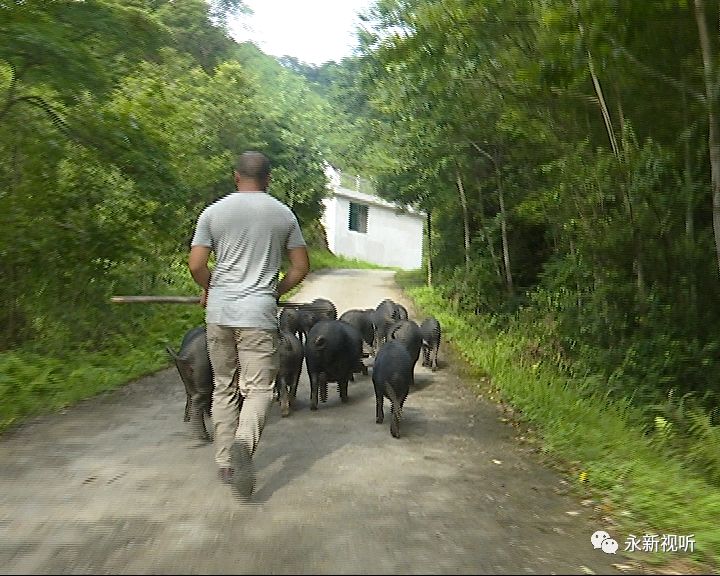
<box><xmin>166</xmin><ymin>298</ymin><xmax>442</xmax><ymax>440</ymax></box>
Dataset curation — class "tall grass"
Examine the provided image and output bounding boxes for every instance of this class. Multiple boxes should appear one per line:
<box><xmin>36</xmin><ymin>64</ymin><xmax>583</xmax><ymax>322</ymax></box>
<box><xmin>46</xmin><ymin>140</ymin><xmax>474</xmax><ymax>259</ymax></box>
<box><xmin>0</xmin><ymin>305</ymin><xmax>204</xmax><ymax>433</ymax></box>
<box><xmin>404</xmin><ymin>284</ymin><xmax>720</xmax><ymax>571</ymax></box>
<box><xmin>308</xmin><ymin>247</ymin><xmax>389</xmax><ymax>271</ymax></box>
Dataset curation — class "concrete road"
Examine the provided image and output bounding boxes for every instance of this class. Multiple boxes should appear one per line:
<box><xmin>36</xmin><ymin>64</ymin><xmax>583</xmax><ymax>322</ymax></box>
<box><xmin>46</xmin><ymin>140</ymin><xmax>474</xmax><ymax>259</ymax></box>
<box><xmin>0</xmin><ymin>269</ymin><xmax>627</xmax><ymax>574</ymax></box>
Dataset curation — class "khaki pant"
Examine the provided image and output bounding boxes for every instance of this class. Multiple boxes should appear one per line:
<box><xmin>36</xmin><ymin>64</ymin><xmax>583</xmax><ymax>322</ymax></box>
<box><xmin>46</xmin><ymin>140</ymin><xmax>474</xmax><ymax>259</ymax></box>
<box><xmin>206</xmin><ymin>324</ymin><xmax>279</xmax><ymax>468</ymax></box>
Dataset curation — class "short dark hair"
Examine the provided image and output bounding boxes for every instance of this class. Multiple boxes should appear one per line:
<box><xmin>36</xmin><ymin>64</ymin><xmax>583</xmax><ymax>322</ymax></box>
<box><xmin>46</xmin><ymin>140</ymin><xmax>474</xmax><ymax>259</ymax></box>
<box><xmin>235</xmin><ymin>151</ymin><xmax>271</xmax><ymax>180</ymax></box>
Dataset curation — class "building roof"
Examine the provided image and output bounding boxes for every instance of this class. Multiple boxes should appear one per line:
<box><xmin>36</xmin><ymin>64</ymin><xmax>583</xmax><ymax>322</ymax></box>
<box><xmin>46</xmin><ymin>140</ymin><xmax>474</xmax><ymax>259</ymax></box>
<box><xmin>328</xmin><ymin>186</ymin><xmax>425</xmax><ymax>219</ymax></box>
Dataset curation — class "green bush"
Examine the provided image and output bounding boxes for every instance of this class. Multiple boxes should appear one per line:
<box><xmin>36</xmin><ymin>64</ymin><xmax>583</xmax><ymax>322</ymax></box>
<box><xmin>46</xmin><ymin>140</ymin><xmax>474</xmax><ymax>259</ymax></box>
<box><xmin>404</xmin><ymin>283</ymin><xmax>720</xmax><ymax>570</ymax></box>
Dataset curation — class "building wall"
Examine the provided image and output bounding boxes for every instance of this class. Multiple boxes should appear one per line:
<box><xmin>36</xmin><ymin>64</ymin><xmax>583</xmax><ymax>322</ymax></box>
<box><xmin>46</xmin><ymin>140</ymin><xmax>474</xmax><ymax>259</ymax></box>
<box><xmin>320</xmin><ymin>196</ymin><xmax>337</xmax><ymax>253</ymax></box>
<box><xmin>322</xmin><ymin>193</ymin><xmax>424</xmax><ymax>270</ymax></box>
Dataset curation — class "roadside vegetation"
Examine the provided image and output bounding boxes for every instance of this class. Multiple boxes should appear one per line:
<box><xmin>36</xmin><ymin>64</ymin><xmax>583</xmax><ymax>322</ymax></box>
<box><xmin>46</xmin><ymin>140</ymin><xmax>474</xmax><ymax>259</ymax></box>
<box><xmin>338</xmin><ymin>2</ymin><xmax>720</xmax><ymax>571</ymax></box>
<box><xmin>397</xmin><ymin>269</ymin><xmax>720</xmax><ymax>572</ymax></box>
<box><xmin>0</xmin><ymin>246</ymin><xmax>364</xmax><ymax>434</ymax></box>
<box><xmin>0</xmin><ymin>1</ymin><xmax>359</xmax><ymax>434</ymax></box>
<box><xmin>3</xmin><ymin>1</ymin><xmax>720</xmax><ymax>571</ymax></box>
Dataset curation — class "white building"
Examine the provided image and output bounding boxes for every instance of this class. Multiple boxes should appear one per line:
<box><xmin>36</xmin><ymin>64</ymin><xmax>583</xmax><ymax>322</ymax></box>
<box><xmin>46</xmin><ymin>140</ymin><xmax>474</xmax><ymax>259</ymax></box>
<box><xmin>321</xmin><ymin>165</ymin><xmax>425</xmax><ymax>270</ymax></box>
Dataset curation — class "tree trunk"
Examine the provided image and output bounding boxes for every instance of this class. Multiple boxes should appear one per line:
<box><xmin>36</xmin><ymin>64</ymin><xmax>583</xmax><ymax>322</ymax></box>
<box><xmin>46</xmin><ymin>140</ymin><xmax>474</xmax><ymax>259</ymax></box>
<box><xmin>470</xmin><ymin>142</ymin><xmax>513</xmax><ymax>294</ymax></box>
<box><xmin>455</xmin><ymin>168</ymin><xmax>471</xmax><ymax>277</ymax></box>
<box><xmin>681</xmin><ymin>74</ymin><xmax>698</xmax><ymax>316</ymax></box>
<box><xmin>497</xmin><ymin>175</ymin><xmax>514</xmax><ymax>296</ymax></box>
<box><xmin>476</xmin><ymin>180</ymin><xmax>503</xmax><ymax>283</ymax></box>
<box><xmin>572</xmin><ymin>0</ymin><xmax>619</xmax><ymax>155</ymax></box>
<box><xmin>575</xmin><ymin>0</ymin><xmax>648</xmax><ymax>302</ymax></box>
<box><xmin>682</xmin><ymin>72</ymin><xmax>695</xmax><ymax>244</ymax></box>
<box><xmin>693</xmin><ymin>0</ymin><xmax>720</xmax><ymax>276</ymax></box>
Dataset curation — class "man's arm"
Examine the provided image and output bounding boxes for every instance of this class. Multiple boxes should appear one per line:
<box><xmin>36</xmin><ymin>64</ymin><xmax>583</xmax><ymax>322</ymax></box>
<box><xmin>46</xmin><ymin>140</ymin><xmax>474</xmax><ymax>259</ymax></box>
<box><xmin>277</xmin><ymin>246</ymin><xmax>310</xmax><ymax>298</ymax></box>
<box><xmin>188</xmin><ymin>245</ymin><xmax>212</xmax><ymax>289</ymax></box>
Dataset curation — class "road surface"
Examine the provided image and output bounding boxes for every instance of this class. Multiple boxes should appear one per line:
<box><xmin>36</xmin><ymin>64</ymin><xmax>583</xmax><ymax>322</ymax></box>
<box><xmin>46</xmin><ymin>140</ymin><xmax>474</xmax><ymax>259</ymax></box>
<box><xmin>0</xmin><ymin>269</ymin><xmax>626</xmax><ymax>574</ymax></box>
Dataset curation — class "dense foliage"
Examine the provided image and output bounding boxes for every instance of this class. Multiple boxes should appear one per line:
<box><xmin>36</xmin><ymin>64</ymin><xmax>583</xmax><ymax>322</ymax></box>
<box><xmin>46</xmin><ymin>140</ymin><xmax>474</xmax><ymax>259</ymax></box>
<box><xmin>3</xmin><ymin>2</ymin><xmax>720</xmax><ymax>564</ymax></box>
<box><xmin>5</xmin><ymin>0</ymin><xmax>720</xmax><ymax>444</ymax></box>
<box><xmin>311</xmin><ymin>0</ymin><xmax>720</xmax><ymax>424</ymax></box>
<box><xmin>0</xmin><ymin>0</ymin><xmax>344</xmax><ymax>354</ymax></box>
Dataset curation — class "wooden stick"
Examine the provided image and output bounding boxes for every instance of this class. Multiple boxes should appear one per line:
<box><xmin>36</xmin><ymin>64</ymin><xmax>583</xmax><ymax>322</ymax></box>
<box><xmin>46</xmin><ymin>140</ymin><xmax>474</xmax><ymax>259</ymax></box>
<box><xmin>111</xmin><ymin>296</ymin><xmax>201</xmax><ymax>304</ymax></box>
<box><xmin>110</xmin><ymin>295</ymin><xmax>310</xmax><ymax>308</ymax></box>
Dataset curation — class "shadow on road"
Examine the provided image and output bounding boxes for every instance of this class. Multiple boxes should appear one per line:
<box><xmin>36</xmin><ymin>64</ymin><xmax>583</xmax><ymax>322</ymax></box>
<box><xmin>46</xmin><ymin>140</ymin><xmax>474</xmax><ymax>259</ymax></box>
<box><xmin>251</xmin><ymin>373</ymin><xmax>378</xmax><ymax>503</ymax></box>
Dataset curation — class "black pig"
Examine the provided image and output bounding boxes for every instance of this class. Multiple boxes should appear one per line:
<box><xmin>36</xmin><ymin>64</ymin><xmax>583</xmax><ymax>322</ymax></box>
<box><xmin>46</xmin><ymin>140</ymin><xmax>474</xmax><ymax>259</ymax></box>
<box><xmin>387</xmin><ymin>319</ymin><xmax>423</xmax><ymax>368</ymax></box>
<box><xmin>373</xmin><ymin>340</ymin><xmax>413</xmax><ymax>438</ymax></box>
<box><xmin>311</xmin><ymin>298</ymin><xmax>337</xmax><ymax>320</ymax></box>
<box><xmin>279</xmin><ymin>307</ymin><xmax>303</xmax><ymax>344</ymax></box>
<box><xmin>339</xmin><ymin>309</ymin><xmax>376</xmax><ymax>355</ymax></box>
<box><xmin>297</xmin><ymin>298</ymin><xmax>336</xmax><ymax>343</ymax></box>
<box><xmin>419</xmin><ymin>317</ymin><xmax>442</xmax><ymax>371</ymax></box>
<box><xmin>305</xmin><ymin>320</ymin><xmax>364</xmax><ymax>411</ymax></box>
<box><xmin>373</xmin><ymin>299</ymin><xmax>401</xmax><ymax>349</ymax></box>
<box><xmin>166</xmin><ymin>326</ymin><xmax>214</xmax><ymax>441</ymax></box>
<box><xmin>275</xmin><ymin>330</ymin><xmax>304</xmax><ymax>417</ymax></box>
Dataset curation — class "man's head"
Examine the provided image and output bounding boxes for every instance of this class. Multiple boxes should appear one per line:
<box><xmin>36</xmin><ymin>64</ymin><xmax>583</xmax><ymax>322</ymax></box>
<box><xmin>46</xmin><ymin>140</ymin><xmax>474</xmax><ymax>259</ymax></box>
<box><xmin>234</xmin><ymin>151</ymin><xmax>271</xmax><ymax>191</ymax></box>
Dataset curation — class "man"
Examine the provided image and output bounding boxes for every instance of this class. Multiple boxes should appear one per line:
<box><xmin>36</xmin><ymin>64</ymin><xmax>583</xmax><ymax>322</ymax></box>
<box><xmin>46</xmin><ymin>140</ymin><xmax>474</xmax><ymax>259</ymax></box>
<box><xmin>188</xmin><ymin>151</ymin><xmax>309</xmax><ymax>500</ymax></box>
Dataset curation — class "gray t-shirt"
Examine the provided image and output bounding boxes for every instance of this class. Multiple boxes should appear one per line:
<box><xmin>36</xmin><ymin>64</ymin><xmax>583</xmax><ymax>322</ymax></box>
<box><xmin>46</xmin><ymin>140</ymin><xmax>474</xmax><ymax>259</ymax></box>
<box><xmin>191</xmin><ymin>191</ymin><xmax>306</xmax><ymax>329</ymax></box>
